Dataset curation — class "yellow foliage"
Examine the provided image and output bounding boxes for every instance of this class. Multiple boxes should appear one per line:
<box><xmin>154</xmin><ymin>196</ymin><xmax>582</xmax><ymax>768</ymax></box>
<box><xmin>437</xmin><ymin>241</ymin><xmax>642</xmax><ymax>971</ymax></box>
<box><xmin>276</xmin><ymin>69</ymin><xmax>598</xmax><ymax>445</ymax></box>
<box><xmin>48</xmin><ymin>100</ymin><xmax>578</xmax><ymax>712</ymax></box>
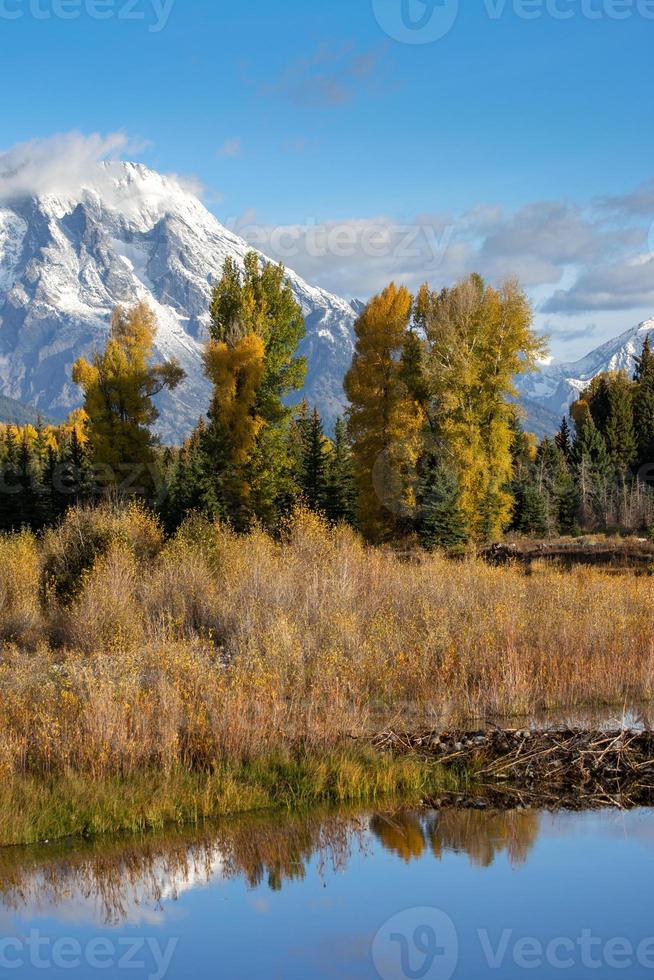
<box><xmin>420</xmin><ymin>276</ymin><xmax>547</xmax><ymax>541</ymax></box>
<box><xmin>72</xmin><ymin>303</ymin><xmax>184</xmax><ymax>492</ymax></box>
<box><xmin>345</xmin><ymin>284</ymin><xmax>424</xmax><ymax>541</ymax></box>
<box><xmin>203</xmin><ymin>331</ymin><xmax>266</xmax><ymax>464</ymax></box>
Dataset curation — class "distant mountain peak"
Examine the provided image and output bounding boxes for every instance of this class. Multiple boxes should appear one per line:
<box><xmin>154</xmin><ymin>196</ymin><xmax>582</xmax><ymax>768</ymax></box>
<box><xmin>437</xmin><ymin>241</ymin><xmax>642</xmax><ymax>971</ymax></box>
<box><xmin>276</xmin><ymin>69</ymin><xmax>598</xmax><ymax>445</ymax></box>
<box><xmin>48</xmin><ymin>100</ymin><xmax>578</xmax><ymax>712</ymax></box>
<box><xmin>0</xmin><ymin>160</ymin><xmax>356</xmax><ymax>441</ymax></box>
<box><xmin>516</xmin><ymin>315</ymin><xmax>654</xmax><ymax>431</ymax></box>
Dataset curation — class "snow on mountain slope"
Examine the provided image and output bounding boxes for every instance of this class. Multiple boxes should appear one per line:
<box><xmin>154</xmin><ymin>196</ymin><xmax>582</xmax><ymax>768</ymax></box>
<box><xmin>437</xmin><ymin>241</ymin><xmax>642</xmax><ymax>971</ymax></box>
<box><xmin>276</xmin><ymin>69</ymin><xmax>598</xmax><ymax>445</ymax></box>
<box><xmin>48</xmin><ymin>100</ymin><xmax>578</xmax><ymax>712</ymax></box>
<box><xmin>0</xmin><ymin>162</ymin><xmax>356</xmax><ymax>441</ymax></box>
<box><xmin>516</xmin><ymin>316</ymin><xmax>654</xmax><ymax>426</ymax></box>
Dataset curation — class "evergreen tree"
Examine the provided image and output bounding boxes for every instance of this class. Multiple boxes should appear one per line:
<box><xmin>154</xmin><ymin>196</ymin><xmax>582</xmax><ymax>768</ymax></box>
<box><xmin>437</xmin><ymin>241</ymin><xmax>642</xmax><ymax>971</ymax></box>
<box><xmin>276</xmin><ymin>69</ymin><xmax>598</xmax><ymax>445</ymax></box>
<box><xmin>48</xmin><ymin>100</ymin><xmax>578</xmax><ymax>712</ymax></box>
<box><xmin>536</xmin><ymin>437</ymin><xmax>576</xmax><ymax>534</ymax></box>
<box><xmin>509</xmin><ymin>420</ymin><xmax>548</xmax><ymax>536</ymax></box>
<box><xmin>16</xmin><ymin>435</ymin><xmax>49</xmax><ymax>530</ymax></box>
<box><xmin>164</xmin><ymin>421</ymin><xmax>213</xmax><ymax>530</ymax></box>
<box><xmin>633</xmin><ymin>335</ymin><xmax>654</xmax><ymax>469</ymax></box>
<box><xmin>571</xmin><ymin>406</ymin><xmax>612</xmax><ymax>527</ymax></box>
<box><xmin>604</xmin><ymin>373</ymin><xmax>636</xmax><ymax>477</ymax></box>
<box><xmin>576</xmin><ymin>371</ymin><xmax>636</xmax><ymax>477</ymax></box>
<box><xmin>0</xmin><ymin>429</ymin><xmax>21</xmax><ymax>531</ymax></box>
<box><xmin>324</xmin><ymin>418</ymin><xmax>357</xmax><ymax>525</ymax></box>
<box><xmin>299</xmin><ymin>407</ymin><xmax>328</xmax><ymax>513</ymax></box>
<box><xmin>416</xmin><ymin>455</ymin><xmax>468</xmax><ymax>549</ymax></box>
<box><xmin>555</xmin><ymin>417</ymin><xmax>573</xmax><ymax>461</ymax></box>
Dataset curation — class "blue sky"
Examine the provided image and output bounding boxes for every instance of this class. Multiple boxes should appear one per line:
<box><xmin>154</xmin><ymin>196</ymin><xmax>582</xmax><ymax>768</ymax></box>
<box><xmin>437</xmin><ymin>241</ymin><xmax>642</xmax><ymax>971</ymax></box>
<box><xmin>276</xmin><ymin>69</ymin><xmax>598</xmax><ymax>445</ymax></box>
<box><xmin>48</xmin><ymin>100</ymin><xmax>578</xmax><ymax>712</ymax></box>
<box><xmin>1</xmin><ymin>0</ymin><xmax>654</xmax><ymax>359</ymax></box>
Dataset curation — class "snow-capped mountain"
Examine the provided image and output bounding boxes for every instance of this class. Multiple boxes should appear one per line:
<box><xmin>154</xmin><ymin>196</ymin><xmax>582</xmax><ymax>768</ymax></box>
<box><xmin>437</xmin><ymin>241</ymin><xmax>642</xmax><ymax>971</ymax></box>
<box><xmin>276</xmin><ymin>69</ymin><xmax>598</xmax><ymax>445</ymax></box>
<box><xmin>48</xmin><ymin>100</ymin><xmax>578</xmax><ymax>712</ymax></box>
<box><xmin>0</xmin><ymin>162</ymin><xmax>357</xmax><ymax>441</ymax></box>
<box><xmin>516</xmin><ymin>316</ymin><xmax>654</xmax><ymax>430</ymax></box>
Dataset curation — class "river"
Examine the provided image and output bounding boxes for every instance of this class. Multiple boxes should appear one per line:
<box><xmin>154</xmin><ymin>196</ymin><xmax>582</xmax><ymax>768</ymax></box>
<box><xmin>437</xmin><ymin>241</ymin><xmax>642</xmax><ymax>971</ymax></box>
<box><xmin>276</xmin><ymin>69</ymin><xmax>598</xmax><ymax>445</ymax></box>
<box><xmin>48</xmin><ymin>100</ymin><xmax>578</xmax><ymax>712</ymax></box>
<box><xmin>0</xmin><ymin>805</ymin><xmax>652</xmax><ymax>978</ymax></box>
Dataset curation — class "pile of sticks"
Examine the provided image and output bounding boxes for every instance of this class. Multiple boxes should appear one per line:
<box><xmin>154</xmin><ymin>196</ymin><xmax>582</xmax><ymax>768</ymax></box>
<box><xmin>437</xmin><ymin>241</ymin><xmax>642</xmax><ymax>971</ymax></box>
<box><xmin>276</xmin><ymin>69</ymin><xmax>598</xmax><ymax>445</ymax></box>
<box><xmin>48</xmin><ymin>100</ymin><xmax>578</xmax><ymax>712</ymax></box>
<box><xmin>372</xmin><ymin>727</ymin><xmax>654</xmax><ymax>809</ymax></box>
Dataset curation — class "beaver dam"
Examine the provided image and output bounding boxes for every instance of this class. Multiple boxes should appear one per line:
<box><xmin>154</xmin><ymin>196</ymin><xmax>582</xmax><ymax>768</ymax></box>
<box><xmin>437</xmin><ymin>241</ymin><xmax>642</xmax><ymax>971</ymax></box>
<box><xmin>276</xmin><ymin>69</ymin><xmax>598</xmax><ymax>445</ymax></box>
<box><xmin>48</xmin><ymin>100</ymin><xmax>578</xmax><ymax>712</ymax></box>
<box><xmin>372</xmin><ymin>728</ymin><xmax>654</xmax><ymax>809</ymax></box>
<box><xmin>482</xmin><ymin>538</ymin><xmax>654</xmax><ymax>572</ymax></box>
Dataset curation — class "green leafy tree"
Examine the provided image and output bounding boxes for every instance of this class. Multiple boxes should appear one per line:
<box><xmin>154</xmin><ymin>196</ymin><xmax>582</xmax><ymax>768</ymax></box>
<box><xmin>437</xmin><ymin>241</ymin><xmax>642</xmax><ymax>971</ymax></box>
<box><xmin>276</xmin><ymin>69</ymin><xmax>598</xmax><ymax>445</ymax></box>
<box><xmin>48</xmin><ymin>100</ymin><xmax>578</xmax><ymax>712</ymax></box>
<box><xmin>415</xmin><ymin>275</ymin><xmax>545</xmax><ymax>541</ymax></box>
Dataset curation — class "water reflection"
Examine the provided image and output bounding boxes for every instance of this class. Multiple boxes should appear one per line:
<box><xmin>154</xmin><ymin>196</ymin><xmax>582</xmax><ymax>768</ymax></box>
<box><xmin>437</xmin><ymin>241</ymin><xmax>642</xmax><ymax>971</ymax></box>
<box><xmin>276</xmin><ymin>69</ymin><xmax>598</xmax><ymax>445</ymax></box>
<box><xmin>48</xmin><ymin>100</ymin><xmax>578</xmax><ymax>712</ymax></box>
<box><xmin>369</xmin><ymin>808</ymin><xmax>540</xmax><ymax>867</ymax></box>
<box><xmin>0</xmin><ymin>806</ymin><xmax>543</xmax><ymax>927</ymax></box>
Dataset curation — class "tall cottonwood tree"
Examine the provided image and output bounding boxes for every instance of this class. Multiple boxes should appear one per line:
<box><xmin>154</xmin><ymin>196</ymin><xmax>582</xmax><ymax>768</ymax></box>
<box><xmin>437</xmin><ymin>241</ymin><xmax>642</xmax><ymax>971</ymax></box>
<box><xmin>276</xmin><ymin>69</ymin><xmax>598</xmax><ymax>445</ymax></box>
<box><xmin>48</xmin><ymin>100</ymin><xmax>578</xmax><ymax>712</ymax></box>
<box><xmin>72</xmin><ymin>303</ymin><xmax>185</xmax><ymax>498</ymax></box>
<box><xmin>202</xmin><ymin>252</ymin><xmax>306</xmax><ymax>528</ymax></box>
<box><xmin>414</xmin><ymin>275</ymin><xmax>545</xmax><ymax>541</ymax></box>
<box><xmin>344</xmin><ymin>284</ymin><xmax>424</xmax><ymax>541</ymax></box>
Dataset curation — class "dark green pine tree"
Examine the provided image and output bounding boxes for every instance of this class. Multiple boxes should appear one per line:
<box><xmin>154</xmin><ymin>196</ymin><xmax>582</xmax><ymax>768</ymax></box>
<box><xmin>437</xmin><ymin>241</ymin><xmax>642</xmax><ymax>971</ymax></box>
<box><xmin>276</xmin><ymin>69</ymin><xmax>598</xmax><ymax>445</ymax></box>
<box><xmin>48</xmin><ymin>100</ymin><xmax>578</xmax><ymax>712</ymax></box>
<box><xmin>572</xmin><ymin>412</ymin><xmax>612</xmax><ymax>527</ymax></box>
<box><xmin>0</xmin><ymin>429</ymin><xmax>21</xmax><ymax>531</ymax></box>
<box><xmin>633</xmin><ymin>335</ymin><xmax>654</xmax><ymax>469</ymax></box>
<box><xmin>285</xmin><ymin>402</ymin><xmax>309</xmax><ymax>505</ymax></box>
<box><xmin>300</xmin><ymin>407</ymin><xmax>328</xmax><ymax>513</ymax></box>
<box><xmin>536</xmin><ymin>437</ymin><xmax>576</xmax><ymax>535</ymax></box>
<box><xmin>324</xmin><ymin>418</ymin><xmax>357</xmax><ymax>525</ymax></box>
<box><xmin>164</xmin><ymin>420</ymin><xmax>216</xmax><ymax>530</ymax></box>
<box><xmin>417</xmin><ymin>455</ymin><xmax>468</xmax><ymax>550</ymax></box>
<box><xmin>510</xmin><ymin>468</ymin><xmax>548</xmax><ymax>536</ymax></box>
<box><xmin>16</xmin><ymin>435</ymin><xmax>45</xmax><ymax>530</ymax></box>
<box><xmin>507</xmin><ymin>413</ymin><xmax>548</xmax><ymax>537</ymax></box>
<box><xmin>58</xmin><ymin>429</ymin><xmax>94</xmax><ymax>509</ymax></box>
<box><xmin>604</xmin><ymin>375</ymin><xmax>636</xmax><ymax>478</ymax></box>
<box><xmin>41</xmin><ymin>443</ymin><xmax>63</xmax><ymax>524</ymax></box>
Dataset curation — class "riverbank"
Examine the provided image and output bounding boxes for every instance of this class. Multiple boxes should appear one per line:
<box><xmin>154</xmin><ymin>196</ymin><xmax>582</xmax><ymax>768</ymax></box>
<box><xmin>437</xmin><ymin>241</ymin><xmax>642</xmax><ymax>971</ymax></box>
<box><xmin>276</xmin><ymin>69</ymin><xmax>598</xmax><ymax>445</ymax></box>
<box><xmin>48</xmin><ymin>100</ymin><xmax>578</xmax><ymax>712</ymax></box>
<box><xmin>0</xmin><ymin>749</ymin><xmax>466</xmax><ymax>847</ymax></box>
<box><xmin>5</xmin><ymin>725</ymin><xmax>654</xmax><ymax>847</ymax></box>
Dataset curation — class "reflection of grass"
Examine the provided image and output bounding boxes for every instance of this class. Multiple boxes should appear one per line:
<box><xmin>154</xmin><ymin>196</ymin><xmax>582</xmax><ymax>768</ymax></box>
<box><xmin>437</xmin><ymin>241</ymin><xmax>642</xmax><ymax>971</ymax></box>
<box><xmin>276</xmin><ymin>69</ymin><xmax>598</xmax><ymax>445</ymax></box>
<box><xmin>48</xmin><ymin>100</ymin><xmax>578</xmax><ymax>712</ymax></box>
<box><xmin>0</xmin><ymin>749</ymin><xmax>465</xmax><ymax>847</ymax></box>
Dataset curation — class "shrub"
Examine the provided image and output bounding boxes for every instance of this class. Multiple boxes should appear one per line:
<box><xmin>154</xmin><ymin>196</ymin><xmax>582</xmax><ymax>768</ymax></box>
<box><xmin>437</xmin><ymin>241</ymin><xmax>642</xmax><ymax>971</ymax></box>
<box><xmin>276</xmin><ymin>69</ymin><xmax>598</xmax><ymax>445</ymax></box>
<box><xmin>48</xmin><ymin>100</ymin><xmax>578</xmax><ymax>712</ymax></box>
<box><xmin>0</xmin><ymin>532</ymin><xmax>41</xmax><ymax>646</ymax></box>
<box><xmin>41</xmin><ymin>500</ymin><xmax>163</xmax><ymax>602</ymax></box>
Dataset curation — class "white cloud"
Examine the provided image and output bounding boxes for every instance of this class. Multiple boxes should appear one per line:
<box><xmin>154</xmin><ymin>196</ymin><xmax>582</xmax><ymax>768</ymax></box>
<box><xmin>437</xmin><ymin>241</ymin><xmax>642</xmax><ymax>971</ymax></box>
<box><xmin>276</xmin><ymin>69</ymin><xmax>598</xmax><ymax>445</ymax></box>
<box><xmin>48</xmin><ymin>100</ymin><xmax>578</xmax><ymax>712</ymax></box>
<box><xmin>0</xmin><ymin>132</ymin><xmax>203</xmax><ymax>211</ymax></box>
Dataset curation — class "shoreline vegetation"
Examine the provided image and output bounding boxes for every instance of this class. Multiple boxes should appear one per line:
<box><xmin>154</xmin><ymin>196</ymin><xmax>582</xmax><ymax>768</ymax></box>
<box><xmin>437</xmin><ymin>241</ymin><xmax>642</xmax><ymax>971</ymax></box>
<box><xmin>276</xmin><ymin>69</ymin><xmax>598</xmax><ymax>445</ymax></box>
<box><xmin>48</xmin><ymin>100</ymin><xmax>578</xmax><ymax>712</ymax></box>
<box><xmin>1</xmin><ymin>500</ymin><xmax>654</xmax><ymax>845</ymax></box>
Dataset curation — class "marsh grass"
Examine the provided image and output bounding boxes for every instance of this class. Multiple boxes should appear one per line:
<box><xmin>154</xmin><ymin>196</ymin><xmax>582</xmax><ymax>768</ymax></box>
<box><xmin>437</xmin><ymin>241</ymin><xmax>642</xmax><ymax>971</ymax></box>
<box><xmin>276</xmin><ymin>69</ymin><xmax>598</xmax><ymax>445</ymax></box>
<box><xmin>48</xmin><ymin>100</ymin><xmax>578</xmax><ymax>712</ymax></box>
<box><xmin>0</xmin><ymin>501</ymin><xmax>653</xmax><ymax>843</ymax></box>
<box><xmin>0</xmin><ymin>749</ymin><xmax>462</xmax><ymax>846</ymax></box>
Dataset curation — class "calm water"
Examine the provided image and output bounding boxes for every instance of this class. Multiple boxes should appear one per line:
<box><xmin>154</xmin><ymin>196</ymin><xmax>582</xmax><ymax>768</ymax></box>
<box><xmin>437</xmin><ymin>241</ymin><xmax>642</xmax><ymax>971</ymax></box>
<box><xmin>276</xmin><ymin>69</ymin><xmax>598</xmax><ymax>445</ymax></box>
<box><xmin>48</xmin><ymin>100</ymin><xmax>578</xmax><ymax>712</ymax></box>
<box><xmin>1</xmin><ymin>805</ymin><xmax>654</xmax><ymax>978</ymax></box>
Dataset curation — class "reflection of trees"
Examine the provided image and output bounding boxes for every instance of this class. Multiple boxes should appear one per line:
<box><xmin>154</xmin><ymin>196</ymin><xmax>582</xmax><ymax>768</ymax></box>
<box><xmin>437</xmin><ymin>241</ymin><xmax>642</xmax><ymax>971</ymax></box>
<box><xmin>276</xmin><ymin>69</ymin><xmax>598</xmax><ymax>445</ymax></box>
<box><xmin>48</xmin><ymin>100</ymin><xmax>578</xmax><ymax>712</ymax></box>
<box><xmin>369</xmin><ymin>813</ymin><xmax>427</xmax><ymax>862</ymax></box>
<box><xmin>0</xmin><ymin>806</ymin><xmax>542</xmax><ymax>927</ymax></box>
<box><xmin>370</xmin><ymin>809</ymin><xmax>541</xmax><ymax>869</ymax></box>
<box><xmin>216</xmin><ymin>810</ymin><xmax>364</xmax><ymax>891</ymax></box>
<box><xmin>0</xmin><ymin>809</ymin><xmax>367</xmax><ymax>926</ymax></box>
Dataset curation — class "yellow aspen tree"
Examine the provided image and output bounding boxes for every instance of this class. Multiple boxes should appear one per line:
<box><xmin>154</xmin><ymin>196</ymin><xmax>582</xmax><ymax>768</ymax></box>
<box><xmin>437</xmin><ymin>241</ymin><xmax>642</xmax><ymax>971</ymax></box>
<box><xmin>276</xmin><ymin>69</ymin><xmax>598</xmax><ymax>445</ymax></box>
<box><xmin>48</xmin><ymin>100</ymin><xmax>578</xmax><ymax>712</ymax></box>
<box><xmin>419</xmin><ymin>275</ymin><xmax>545</xmax><ymax>541</ymax></box>
<box><xmin>72</xmin><ymin>303</ymin><xmax>185</xmax><ymax>497</ymax></box>
<box><xmin>344</xmin><ymin>283</ymin><xmax>425</xmax><ymax>541</ymax></box>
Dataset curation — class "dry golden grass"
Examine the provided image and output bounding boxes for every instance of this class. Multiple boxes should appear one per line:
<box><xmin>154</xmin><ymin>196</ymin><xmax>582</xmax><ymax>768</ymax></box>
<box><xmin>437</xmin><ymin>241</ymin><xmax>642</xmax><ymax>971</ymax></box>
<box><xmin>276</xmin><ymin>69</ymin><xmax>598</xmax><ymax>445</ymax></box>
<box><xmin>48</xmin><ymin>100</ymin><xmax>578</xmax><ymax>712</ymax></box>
<box><xmin>0</xmin><ymin>502</ymin><xmax>653</xmax><ymax>784</ymax></box>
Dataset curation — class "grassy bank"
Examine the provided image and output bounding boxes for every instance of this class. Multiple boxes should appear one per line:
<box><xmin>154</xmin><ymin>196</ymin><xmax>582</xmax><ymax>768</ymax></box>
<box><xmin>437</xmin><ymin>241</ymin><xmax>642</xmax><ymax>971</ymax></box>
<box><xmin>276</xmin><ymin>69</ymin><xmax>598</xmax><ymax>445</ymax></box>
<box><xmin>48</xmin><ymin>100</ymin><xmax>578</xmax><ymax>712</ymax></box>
<box><xmin>1</xmin><ymin>501</ymin><xmax>654</xmax><ymax>842</ymax></box>
<box><xmin>0</xmin><ymin>749</ymin><xmax>464</xmax><ymax>846</ymax></box>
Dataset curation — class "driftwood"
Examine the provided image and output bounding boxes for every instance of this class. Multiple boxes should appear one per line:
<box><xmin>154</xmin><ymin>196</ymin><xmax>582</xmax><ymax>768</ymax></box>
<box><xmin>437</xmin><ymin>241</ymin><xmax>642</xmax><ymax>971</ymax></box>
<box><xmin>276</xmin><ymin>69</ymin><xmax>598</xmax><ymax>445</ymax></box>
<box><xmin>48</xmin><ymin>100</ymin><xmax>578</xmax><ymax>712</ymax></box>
<box><xmin>372</xmin><ymin>727</ymin><xmax>654</xmax><ymax>810</ymax></box>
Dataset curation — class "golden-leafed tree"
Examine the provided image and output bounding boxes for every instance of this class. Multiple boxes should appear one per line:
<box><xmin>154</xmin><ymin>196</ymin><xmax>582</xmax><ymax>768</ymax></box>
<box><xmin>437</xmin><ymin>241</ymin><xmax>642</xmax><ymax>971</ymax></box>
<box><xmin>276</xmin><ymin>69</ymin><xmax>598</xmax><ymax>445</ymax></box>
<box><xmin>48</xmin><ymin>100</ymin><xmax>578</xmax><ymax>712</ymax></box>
<box><xmin>201</xmin><ymin>253</ymin><xmax>306</xmax><ymax>527</ymax></box>
<box><xmin>72</xmin><ymin>302</ymin><xmax>185</xmax><ymax>497</ymax></box>
<box><xmin>344</xmin><ymin>284</ymin><xmax>424</xmax><ymax>541</ymax></box>
<box><xmin>417</xmin><ymin>275</ymin><xmax>545</xmax><ymax>541</ymax></box>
